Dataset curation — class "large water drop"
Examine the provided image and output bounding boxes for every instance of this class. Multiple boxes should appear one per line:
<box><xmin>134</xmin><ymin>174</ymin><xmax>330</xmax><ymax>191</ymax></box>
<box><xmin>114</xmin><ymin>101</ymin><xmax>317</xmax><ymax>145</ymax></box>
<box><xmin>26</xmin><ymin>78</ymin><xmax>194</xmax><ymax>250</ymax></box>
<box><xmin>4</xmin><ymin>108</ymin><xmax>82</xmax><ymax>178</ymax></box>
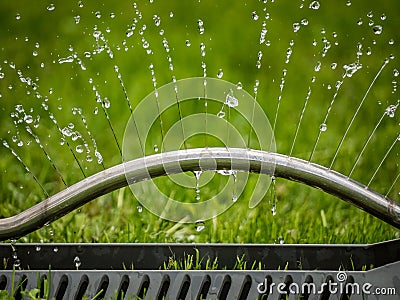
<box><xmin>373</xmin><ymin>25</ymin><xmax>383</xmax><ymax>35</ymax></box>
<box><xmin>47</xmin><ymin>4</ymin><xmax>56</xmax><ymax>11</ymax></box>
<box><xmin>195</xmin><ymin>220</ymin><xmax>205</xmax><ymax>232</ymax></box>
<box><xmin>309</xmin><ymin>1</ymin><xmax>320</xmax><ymax>10</ymax></box>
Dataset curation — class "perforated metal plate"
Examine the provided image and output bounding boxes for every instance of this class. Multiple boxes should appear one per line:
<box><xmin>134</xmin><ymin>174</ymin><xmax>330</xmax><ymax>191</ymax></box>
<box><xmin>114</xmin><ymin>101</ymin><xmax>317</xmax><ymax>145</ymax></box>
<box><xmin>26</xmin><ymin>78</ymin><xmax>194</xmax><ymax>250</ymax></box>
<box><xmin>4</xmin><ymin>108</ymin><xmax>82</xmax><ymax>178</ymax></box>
<box><xmin>1</xmin><ymin>241</ymin><xmax>399</xmax><ymax>299</ymax></box>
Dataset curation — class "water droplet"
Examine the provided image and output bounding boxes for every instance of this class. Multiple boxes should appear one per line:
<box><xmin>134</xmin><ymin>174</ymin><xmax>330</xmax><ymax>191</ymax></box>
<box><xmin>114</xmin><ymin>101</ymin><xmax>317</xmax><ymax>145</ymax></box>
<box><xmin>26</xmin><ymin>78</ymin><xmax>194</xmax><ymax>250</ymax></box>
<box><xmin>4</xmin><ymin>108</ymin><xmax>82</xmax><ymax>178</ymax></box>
<box><xmin>357</xmin><ymin>18</ymin><xmax>363</xmax><ymax>25</ymax></box>
<box><xmin>251</xmin><ymin>11</ymin><xmax>259</xmax><ymax>20</ymax></box>
<box><xmin>293</xmin><ymin>22</ymin><xmax>300</xmax><ymax>32</ymax></box>
<box><xmin>345</xmin><ymin>0</ymin><xmax>351</xmax><ymax>6</ymax></box>
<box><xmin>385</xmin><ymin>105</ymin><xmax>397</xmax><ymax>118</ymax></box>
<box><xmin>217</xmin><ymin>111</ymin><xmax>225</xmax><ymax>118</ymax></box>
<box><xmin>373</xmin><ymin>25</ymin><xmax>383</xmax><ymax>35</ymax></box>
<box><xmin>58</xmin><ymin>56</ymin><xmax>74</xmax><ymax>64</ymax></box>
<box><xmin>153</xmin><ymin>14</ymin><xmax>161</xmax><ymax>26</ymax></box>
<box><xmin>53</xmin><ymin>247</ymin><xmax>59</xmax><ymax>253</ymax></box>
<box><xmin>13</xmin><ymin>259</ymin><xmax>21</xmax><ymax>267</ymax></box>
<box><xmin>169</xmin><ymin>12</ymin><xmax>174</xmax><ymax>18</ymax></box>
<box><xmin>47</xmin><ymin>4</ymin><xmax>55</xmax><ymax>11</ymax></box>
<box><xmin>35</xmin><ymin>245</ymin><xmax>41</xmax><ymax>252</ymax></box>
<box><xmin>389</xmin><ymin>39</ymin><xmax>395</xmax><ymax>45</ymax></box>
<box><xmin>74</xmin><ymin>15</ymin><xmax>80</xmax><ymax>24</ymax></box>
<box><xmin>314</xmin><ymin>61</ymin><xmax>321</xmax><ymax>72</ymax></box>
<box><xmin>225</xmin><ymin>90</ymin><xmax>238</xmax><ymax>107</ymax></box>
<box><xmin>394</xmin><ymin>69</ymin><xmax>399</xmax><ymax>77</ymax></box>
<box><xmin>200</xmin><ymin>43</ymin><xmax>206</xmax><ymax>56</ymax></box>
<box><xmin>195</xmin><ymin>220</ymin><xmax>205</xmax><ymax>232</ymax></box>
<box><xmin>343</xmin><ymin>62</ymin><xmax>362</xmax><ymax>77</ymax></box>
<box><xmin>232</xmin><ymin>194</ymin><xmax>238</xmax><ymax>202</ymax></box>
<box><xmin>15</xmin><ymin>14</ymin><xmax>21</xmax><ymax>20</ymax></box>
<box><xmin>217</xmin><ymin>69</ymin><xmax>223</xmax><ymax>78</ymax></box>
<box><xmin>74</xmin><ymin>256</ymin><xmax>81</xmax><ymax>268</ymax></box>
<box><xmin>236</xmin><ymin>82</ymin><xmax>243</xmax><ymax>90</ymax></box>
<box><xmin>309</xmin><ymin>1</ymin><xmax>320</xmax><ymax>10</ymax></box>
<box><xmin>78</xmin><ymin>1</ymin><xmax>83</xmax><ymax>8</ymax></box>
<box><xmin>194</xmin><ymin>170</ymin><xmax>202</xmax><ymax>201</ymax></box>
<box><xmin>319</xmin><ymin>123</ymin><xmax>327</xmax><ymax>131</ymax></box>
<box><xmin>137</xmin><ymin>205</ymin><xmax>143</xmax><ymax>213</ymax></box>
<box><xmin>301</xmin><ymin>19</ymin><xmax>309</xmax><ymax>26</ymax></box>
<box><xmin>331</xmin><ymin>62</ymin><xmax>337</xmax><ymax>69</ymax></box>
<box><xmin>110</xmin><ymin>12</ymin><xmax>115</xmax><ymax>18</ymax></box>
<box><xmin>271</xmin><ymin>204</ymin><xmax>277</xmax><ymax>216</ymax></box>
<box><xmin>197</xmin><ymin>19</ymin><xmax>205</xmax><ymax>35</ymax></box>
<box><xmin>381</xmin><ymin>14</ymin><xmax>386</xmax><ymax>21</ymax></box>
<box><xmin>185</xmin><ymin>39</ymin><xmax>191</xmax><ymax>47</ymax></box>
<box><xmin>103</xmin><ymin>98</ymin><xmax>110</xmax><ymax>108</ymax></box>
<box><xmin>76</xmin><ymin>145</ymin><xmax>84</xmax><ymax>153</ymax></box>
<box><xmin>278</xmin><ymin>236</ymin><xmax>285</xmax><ymax>244</ymax></box>
<box><xmin>154</xmin><ymin>144</ymin><xmax>159</xmax><ymax>152</ymax></box>
<box><xmin>95</xmin><ymin>11</ymin><xmax>101</xmax><ymax>19</ymax></box>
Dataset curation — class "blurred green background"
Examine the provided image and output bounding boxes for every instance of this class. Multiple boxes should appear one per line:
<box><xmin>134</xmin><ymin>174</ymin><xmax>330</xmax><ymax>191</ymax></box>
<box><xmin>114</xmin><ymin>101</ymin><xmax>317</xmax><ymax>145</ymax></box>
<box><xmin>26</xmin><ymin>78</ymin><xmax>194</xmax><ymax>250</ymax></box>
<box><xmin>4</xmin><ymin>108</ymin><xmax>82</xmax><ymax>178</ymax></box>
<box><xmin>0</xmin><ymin>0</ymin><xmax>399</xmax><ymax>244</ymax></box>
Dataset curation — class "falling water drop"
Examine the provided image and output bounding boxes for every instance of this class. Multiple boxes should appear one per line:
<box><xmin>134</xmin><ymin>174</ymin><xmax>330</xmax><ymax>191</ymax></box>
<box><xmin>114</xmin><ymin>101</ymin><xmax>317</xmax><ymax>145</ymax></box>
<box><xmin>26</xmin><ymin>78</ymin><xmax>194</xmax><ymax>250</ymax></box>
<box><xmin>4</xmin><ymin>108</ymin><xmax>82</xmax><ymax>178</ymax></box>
<box><xmin>47</xmin><ymin>4</ymin><xmax>56</xmax><ymax>11</ymax></box>
<box><xmin>225</xmin><ymin>90</ymin><xmax>238</xmax><ymax>107</ymax></box>
<box><xmin>195</xmin><ymin>220</ymin><xmax>205</xmax><ymax>232</ymax></box>
<box><xmin>197</xmin><ymin>19</ymin><xmax>205</xmax><ymax>34</ymax></box>
<box><xmin>153</xmin><ymin>15</ymin><xmax>161</xmax><ymax>26</ymax></box>
<box><xmin>271</xmin><ymin>204</ymin><xmax>277</xmax><ymax>216</ymax></box>
<box><xmin>385</xmin><ymin>105</ymin><xmax>397</xmax><ymax>118</ymax></box>
<box><xmin>343</xmin><ymin>62</ymin><xmax>362</xmax><ymax>77</ymax></box>
<box><xmin>217</xmin><ymin>110</ymin><xmax>226</xmax><ymax>118</ymax></box>
<box><xmin>74</xmin><ymin>256</ymin><xmax>81</xmax><ymax>268</ymax></box>
<box><xmin>13</xmin><ymin>259</ymin><xmax>21</xmax><ymax>267</ymax></box>
<box><xmin>194</xmin><ymin>170</ymin><xmax>202</xmax><ymax>201</ymax></box>
<box><xmin>314</xmin><ymin>61</ymin><xmax>321</xmax><ymax>72</ymax></box>
<box><xmin>373</xmin><ymin>25</ymin><xmax>383</xmax><ymax>35</ymax></box>
<box><xmin>309</xmin><ymin>1</ymin><xmax>320</xmax><ymax>10</ymax></box>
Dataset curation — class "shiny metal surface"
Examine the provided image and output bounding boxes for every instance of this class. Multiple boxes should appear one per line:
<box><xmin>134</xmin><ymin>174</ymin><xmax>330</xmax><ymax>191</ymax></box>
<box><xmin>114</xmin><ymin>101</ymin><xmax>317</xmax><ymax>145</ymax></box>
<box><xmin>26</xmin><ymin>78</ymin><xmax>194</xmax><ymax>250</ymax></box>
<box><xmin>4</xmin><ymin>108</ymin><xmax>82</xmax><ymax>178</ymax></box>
<box><xmin>1</xmin><ymin>148</ymin><xmax>399</xmax><ymax>240</ymax></box>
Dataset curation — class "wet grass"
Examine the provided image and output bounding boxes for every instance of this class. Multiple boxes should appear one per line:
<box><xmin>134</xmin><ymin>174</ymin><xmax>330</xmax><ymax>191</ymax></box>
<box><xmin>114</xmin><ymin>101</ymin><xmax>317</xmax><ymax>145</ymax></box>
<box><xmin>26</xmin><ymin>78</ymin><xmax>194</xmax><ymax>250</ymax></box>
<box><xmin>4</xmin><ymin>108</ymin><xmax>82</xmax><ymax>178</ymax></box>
<box><xmin>0</xmin><ymin>0</ymin><xmax>399</xmax><ymax>248</ymax></box>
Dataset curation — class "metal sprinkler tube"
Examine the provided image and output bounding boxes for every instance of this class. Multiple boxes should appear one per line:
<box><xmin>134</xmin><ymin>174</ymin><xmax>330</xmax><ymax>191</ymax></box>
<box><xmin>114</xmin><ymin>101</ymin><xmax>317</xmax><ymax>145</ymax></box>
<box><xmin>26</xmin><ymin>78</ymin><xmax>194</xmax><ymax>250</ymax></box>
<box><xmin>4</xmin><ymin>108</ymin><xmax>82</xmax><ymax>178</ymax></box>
<box><xmin>0</xmin><ymin>148</ymin><xmax>399</xmax><ymax>240</ymax></box>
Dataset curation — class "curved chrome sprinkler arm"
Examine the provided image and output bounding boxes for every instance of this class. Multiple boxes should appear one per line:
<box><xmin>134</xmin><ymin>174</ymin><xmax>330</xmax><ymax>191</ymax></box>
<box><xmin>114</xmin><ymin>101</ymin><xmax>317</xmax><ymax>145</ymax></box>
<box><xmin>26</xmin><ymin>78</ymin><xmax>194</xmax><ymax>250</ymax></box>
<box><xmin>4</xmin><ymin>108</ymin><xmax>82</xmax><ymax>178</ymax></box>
<box><xmin>0</xmin><ymin>148</ymin><xmax>399</xmax><ymax>240</ymax></box>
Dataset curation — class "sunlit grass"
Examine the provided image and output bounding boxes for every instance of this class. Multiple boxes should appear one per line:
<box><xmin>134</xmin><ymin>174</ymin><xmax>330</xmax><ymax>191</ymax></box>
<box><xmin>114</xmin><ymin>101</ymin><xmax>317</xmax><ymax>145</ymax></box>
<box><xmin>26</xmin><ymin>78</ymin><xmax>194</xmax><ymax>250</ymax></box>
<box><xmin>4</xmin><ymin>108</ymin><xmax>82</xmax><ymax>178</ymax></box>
<box><xmin>0</xmin><ymin>0</ymin><xmax>399</xmax><ymax>248</ymax></box>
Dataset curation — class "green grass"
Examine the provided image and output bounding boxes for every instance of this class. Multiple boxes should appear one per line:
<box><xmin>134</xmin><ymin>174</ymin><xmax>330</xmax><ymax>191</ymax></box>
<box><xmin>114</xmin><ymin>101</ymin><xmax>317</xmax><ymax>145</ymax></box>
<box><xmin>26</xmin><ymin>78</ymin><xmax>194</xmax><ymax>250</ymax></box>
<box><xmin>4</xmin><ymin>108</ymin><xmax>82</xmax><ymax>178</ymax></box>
<box><xmin>0</xmin><ymin>0</ymin><xmax>399</xmax><ymax>248</ymax></box>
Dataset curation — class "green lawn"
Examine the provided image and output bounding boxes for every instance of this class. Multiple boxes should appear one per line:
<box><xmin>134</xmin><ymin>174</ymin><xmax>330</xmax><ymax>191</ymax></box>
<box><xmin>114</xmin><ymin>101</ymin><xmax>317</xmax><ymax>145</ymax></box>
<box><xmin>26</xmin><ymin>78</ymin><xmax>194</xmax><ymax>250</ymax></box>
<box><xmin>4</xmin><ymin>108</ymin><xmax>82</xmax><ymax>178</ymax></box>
<box><xmin>0</xmin><ymin>0</ymin><xmax>399</xmax><ymax>245</ymax></box>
